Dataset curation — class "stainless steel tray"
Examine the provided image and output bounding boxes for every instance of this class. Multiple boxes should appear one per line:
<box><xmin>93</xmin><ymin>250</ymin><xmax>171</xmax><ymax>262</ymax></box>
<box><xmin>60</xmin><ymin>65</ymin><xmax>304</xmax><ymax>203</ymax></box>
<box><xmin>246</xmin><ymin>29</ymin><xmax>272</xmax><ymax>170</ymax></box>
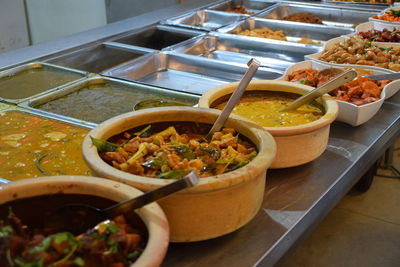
<box><xmin>45</xmin><ymin>43</ymin><xmax>150</xmax><ymax>74</ymax></box>
<box><xmin>19</xmin><ymin>75</ymin><xmax>200</xmax><ymax>125</ymax></box>
<box><xmin>109</xmin><ymin>24</ymin><xmax>204</xmax><ymax>51</ymax></box>
<box><xmin>255</xmin><ymin>2</ymin><xmax>377</xmax><ymax>28</ymax></box>
<box><xmin>103</xmin><ymin>52</ymin><xmax>283</xmax><ymax>95</ymax></box>
<box><xmin>0</xmin><ymin>62</ymin><xmax>88</xmax><ymax>104</ymax></box>
<box><xmin>205</xmin><ymin>0</ymin><xmax>276</xmax><ymax>15</ymax></box>
<box><xmin>161</xmin><ymin>10</ymin><xmax>246</xmax><ymax>31</ymax></box>
<box><xmin>322</xmin><ymin>0</ymin><xmax>389</xmax><ymax>10</ymax></box>
<box><xmin>171</xmin><ymin>34</ymin><xmax>320</xmax><ymax>71</ymax></box>
<box><xmin>217</xmin><ymin>17</ymin><xmax>354</xmax><ymax>46</ymax></box>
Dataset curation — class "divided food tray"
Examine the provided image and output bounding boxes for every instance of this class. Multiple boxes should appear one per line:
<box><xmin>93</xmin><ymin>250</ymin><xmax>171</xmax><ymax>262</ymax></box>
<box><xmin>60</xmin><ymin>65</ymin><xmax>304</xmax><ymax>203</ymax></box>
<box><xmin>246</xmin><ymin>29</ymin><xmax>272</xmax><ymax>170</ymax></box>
<box><xmin>171</xmin><ymin>34</ymin><xmax>320</xmax><ymax>71</ymax></box>
<box><xmin>0</xmin><ymin>62</ymin><xmax>88</xmax><ymax>104</ymax></box>
<box><xmin>255</xmin><ymin>2</ymin><xmax>377</xmax><ymax>28</ymax></box>
<box><xmin>161</xmin><ymin>10</ymin><xmax>246</xmax><ymax>31</ymax></box>
<box><xmin>205</xmin><ymin>0</ymin><xmax>276</xmax><ymax>15</ymax></box>
<box><xmin>103</xmin><ymin>53</ymin><xmax>283</xmax><ymax>95</ymax></box>
<box><xmin>108</xmin><ymin>24</ymin><xmax>203</xmax><ymax>51</ymax></box>
<box><xmin>19</xmin><ymin>75</ymin><xmax>199</xmax><ymax>126</ymax></box>
<box><xmin>217</xmin><ymin>17</ymin><xmax>354</xmax><ymax>46</ymax></box>
<box><xmin>44</xmin><ymin>43</ymin><xmax>150</xmax><ymax>74</ymax></box>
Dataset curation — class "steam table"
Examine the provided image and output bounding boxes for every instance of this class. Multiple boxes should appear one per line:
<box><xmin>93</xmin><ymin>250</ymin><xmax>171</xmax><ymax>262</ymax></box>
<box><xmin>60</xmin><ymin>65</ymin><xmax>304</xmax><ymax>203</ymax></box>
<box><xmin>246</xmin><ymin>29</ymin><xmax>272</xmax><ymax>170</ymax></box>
<box><xmin>0</xmin><ymin>0</ymin><xmax>398</xmax><ymax>266</ymax></box>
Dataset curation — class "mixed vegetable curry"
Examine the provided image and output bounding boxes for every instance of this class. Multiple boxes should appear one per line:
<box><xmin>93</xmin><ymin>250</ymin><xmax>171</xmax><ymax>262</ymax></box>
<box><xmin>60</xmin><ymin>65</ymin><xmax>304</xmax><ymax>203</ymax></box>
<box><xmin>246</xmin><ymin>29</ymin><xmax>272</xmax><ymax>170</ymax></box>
<box><xmin>92</xmin><ymin>123</ymin><xmax>257</xmax><ymax>179</ymax></box>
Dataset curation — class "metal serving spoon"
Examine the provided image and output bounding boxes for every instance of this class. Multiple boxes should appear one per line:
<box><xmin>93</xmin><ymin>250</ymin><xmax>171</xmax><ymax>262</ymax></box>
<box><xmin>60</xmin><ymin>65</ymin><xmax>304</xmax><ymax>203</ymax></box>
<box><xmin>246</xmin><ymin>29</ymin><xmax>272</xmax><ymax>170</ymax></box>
<box><xmin>45</xmin><ymin>171</ymin><xmax>199</xmax><ymax>235</ymax></box>
<box><xmin>204</xmin><ymin>58</ymin><xmax>261</xmax><ymax>140</ymax></box>
<box><xmin>282</xmin><ymin>69</ymin><xmax>358</xmax><ymax>112</ymax></box>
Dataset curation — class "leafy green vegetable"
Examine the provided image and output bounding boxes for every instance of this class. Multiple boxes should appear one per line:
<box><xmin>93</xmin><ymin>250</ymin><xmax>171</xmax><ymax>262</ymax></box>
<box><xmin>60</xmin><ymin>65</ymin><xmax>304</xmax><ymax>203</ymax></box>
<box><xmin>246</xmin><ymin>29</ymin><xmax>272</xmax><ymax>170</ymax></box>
<box><xmin>158</xmin><ymin>170</ymin><xmax>185</xmax><ymax>179</ymax></box>
<box><xmin>14</xmin><ymin>258</ymin><xmax>43</xmax><ymax>267</ymax></box>
<box><xmin>106</xmin><ymin>222</ymin><xmax>120</xmax><ymax>234</ymax></box>
<box><xmin>126</xmin><ymin>250</ymin><xmax>141</xmax><ymax>260</ymax></box>
<box><xmin>134</xmin><ymin>125</ymin><xmax>152</xmax><ymax>137</ymax></box>
<box><xmin>0</xmin><ymin>225</ymin><xmax>13</xmax><ymax>237</ymax></box>
<box><xmin>141</xmin><ymin>159</ymin><xmax>163</xmax><ymax>169</ymax></box>
<box><xmin>173</xmin><ymin>146</ymin><xmax>195</xmax><ymax>160</ymax></box>
<box><xmin>390</xmin><ymin>9</ymin><xmax>400</xmax><ymax>16</ymax></box>
<box><xmin>90</xmin><ymin>136</ymin><xmax>118</xmax><ymax>152</ymax></box>
<box><xmin>71</xmin><ymin>257</ymin><xmax>85</xmax><ymax>266</ymax></box>
<box><xmin>225</xmin><ymin>161</ymin><xmax>248</xmax><ymax>173</ymax></box>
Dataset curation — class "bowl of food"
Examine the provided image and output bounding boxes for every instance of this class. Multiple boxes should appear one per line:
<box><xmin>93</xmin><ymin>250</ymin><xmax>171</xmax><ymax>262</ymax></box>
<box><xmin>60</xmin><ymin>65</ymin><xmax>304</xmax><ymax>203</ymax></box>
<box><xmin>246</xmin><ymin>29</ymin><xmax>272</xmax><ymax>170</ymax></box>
<box><xmin>82</xmin><ymin>107</ymin><xmax>276</xmax><ymax>242</ymax></box>
<box><xmin>280</xmin><ymin>60</ymin><xmax>400</xmax><ymax>126</ymax></box>
<box><xmin>0</xmin><ymin>176</ymin><xmax>169</xmax><ymax>266</ymax></box>
<box><xmin>369</xmin><ymin>7</ymin><xmax>400</xmax><ymax>31</ymax></box>
<box><xmin>199</xmin><ymin>80</ymin><xmax>338</xmax><ymax>168</ymax></box>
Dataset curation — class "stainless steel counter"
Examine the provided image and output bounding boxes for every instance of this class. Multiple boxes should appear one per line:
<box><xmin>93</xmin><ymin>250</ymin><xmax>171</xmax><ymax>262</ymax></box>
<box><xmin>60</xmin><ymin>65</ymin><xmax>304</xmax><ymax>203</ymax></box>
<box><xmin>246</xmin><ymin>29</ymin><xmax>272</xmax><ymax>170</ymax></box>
<box><xmin>164</xmin><ymin>93</ymin><xmax>400</xmax><ymax>267</ymax></box>
<box><xmin>0</xmin><ymin>1</ymin><xmax>398</xmax><ymax>266</ymax></box>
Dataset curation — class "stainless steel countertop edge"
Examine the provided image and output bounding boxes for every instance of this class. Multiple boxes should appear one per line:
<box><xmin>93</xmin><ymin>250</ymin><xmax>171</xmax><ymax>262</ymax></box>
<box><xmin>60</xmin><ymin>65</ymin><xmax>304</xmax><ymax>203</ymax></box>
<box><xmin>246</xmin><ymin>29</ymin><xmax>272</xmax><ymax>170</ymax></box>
<box><xmin>255</xmin><ymin>114</ymin><xmax>400</xmax><ymax>267</ymax></box>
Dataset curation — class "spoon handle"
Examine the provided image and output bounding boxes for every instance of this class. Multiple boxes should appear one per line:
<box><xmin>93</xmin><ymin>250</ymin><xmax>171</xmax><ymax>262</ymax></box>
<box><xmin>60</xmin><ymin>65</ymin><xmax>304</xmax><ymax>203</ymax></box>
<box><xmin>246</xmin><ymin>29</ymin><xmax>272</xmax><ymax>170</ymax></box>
<box><xmin>104</xmin><ymin>171</ymin><xmax>199</xmax><ymax>217</ymax></box>
<box><xmin>282</xmin><ymin>69</ymin><xmax>358</xmax><ymax>112</ymax></box>
<box><xmin>205</xmin><ymin>58</ymin><xmax>260</xmax><ymax>140</ymax></box>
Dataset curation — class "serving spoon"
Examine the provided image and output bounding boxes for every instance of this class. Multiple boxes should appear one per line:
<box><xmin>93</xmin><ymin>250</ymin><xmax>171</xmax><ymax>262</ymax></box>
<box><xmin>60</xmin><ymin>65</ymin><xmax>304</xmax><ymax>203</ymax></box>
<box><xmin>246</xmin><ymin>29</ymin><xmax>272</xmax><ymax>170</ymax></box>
<box><xmin>45</xmin><ymin>171</ymin><xmax>199</xmax><ymax>235</ymax></box>
<box><xmin>204</xmin><ymin>58</ymin><xmax>261</xmax><ymax>140</ymax></box>
<box><xmin>282</xmin><ymin>69</ymin><xmax>358</xmax><ymax>112</ymax></box>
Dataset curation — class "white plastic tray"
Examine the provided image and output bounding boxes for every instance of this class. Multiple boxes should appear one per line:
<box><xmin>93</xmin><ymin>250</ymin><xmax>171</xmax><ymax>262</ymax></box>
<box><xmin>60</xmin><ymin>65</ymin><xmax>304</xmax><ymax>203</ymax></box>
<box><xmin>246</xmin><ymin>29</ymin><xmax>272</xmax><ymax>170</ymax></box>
<box><xmin>305</xmin><ymin>36</ymin><xmax>400</xmax><ymax>73</ymax></box>
<box><xmin>277</xmin><ymin>60</ymin><xmax>400</xmax><ymax>126</ymax></box>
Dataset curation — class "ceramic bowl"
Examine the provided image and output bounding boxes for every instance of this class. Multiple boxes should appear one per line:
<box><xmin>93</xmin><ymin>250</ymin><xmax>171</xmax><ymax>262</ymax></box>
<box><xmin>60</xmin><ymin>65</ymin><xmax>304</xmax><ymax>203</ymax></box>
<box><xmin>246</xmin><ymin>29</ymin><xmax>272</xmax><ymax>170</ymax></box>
<box><xmin>279</xmin><ymin>60</ymin><xmax>400</xmax><ymax>126</ymax></box>
<box><xmin>82</xmin><ymin>107</ymin><xmax>276</xmax><ymax>242</ymax></box>
<box><xmin>369</xmin><ymin>6</ymin><xmax>400</xmax><ymax>31</ymax></box>
<box><xmin>198</xmin><ymin>80</ymin><xmax>338</xmax><ymax>168</ymax></box>
<box><xmin>0</xmin><ymin>176</ymin><xmax>169</xmax><ymax>267</ymax></box>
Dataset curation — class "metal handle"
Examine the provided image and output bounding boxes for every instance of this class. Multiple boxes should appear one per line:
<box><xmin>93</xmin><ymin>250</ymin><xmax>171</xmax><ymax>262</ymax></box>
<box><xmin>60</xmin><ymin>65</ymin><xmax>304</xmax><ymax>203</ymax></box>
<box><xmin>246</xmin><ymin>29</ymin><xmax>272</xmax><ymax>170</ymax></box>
<box><xmin>105</xmin><ymin>171</ymin><xmax>199</xmax><ymax>217</ymax></box>
<box><xmin>282</xmin><ymin>69</ymin><xmax>358</xmax><ymax>112</ymax></box>
<box><xmin>205</xmin><ymin>58</ymin><xmax>260</xmax><ymax>140</ymax></box>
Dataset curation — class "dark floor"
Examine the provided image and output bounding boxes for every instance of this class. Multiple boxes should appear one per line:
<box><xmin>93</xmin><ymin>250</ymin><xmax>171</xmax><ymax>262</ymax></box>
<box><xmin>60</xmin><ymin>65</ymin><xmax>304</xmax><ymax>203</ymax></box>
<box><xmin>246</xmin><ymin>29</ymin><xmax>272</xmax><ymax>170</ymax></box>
<box><xmin>281</xmin><ymin>140</ymin><xmax>400</xmax><ymax>267</ymax></box>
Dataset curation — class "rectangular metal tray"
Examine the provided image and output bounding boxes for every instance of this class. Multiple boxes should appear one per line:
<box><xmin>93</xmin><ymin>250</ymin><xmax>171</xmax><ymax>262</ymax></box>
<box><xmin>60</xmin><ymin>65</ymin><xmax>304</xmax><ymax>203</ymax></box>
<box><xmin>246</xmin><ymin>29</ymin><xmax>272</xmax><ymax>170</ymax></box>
<box><xmin>218</xmin><ymin>17</ymin><xmax>354</xmax><ymax>46</ymax></box>
<box><xmin>0</xmin><ymin>62</ymin><xmax>88</xmax><ymax>104</ymax></box>
<box><xmin>171</xmin><ymin>34</ymin><xmax>320</xmax><ymax>71</ymax></box>
<box><xmin>19</xmin><ymin>75</ymin><xmax>200</xmax><ymax>125</ymax></box>
<box><xmin>205</xmin><ymin>0</ymin><xmax>276</xmax><ymax>15</ymax></box>
<box><xmin>255</xmin><ymin>2</ymin><xmax>377</xmax><ymax>28</ymax></box>
<box><xmin>45</xmin><ymin>44</ymin><xmax>150</xmax><ymax>74</ymax></box>
<box><xmin>161</xmin><ymin>10</ymin><xmax>246</xmax><ymax>31</ymax></box>
<box><xmin>109</xmin><ymin>25</ymin><xmax>203</xmax><ymax>51</ymax></box>
<box><xmin>103</xmin><ymin>52</ymin><xmax>283</xmax><ymax>95</ymax></box>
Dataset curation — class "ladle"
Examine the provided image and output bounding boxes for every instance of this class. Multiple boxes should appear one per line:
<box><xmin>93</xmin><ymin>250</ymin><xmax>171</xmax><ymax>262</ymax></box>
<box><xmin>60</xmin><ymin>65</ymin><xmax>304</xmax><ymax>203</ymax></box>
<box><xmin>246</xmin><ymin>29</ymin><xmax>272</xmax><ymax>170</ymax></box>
<box><xmin>45</xmin><ymin>171</ymin><xmax>199</xmax><ymax>235</ymax></box>
<box><xmin>204</xmin><ymin>58</ymin><xmax>260</xmax><ymax>140</ymax></box>
<box><xmin>282</xmin><ymin>69</ymin><xmax>358</xmax><ymax>112</ymax></box>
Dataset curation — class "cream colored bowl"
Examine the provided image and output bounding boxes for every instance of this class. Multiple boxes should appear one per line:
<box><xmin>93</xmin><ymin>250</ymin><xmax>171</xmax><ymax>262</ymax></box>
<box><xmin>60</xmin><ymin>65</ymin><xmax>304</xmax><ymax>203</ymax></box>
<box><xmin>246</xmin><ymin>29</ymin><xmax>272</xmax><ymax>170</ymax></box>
<box><xmin>82</xmin><ymin>107</ymin><xmax>276</xmax><ymax>242</ymax></box>
<box><xmin>199</xmin><ymin>80</ymin><xmax>338</xmax><ymax>168</ymax></box>
<box><xmin>0</xmin><ymin>176</ymin><xmax>169</xmax><ymax>267</ymax></box>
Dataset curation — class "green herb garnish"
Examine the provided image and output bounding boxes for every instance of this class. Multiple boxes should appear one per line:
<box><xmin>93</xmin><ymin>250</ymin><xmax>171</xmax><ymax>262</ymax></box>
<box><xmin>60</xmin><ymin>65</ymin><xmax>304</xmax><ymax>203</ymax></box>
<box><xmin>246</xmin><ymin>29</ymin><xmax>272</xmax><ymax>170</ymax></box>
<box><xmin>90</xmin><ymin>136</ymin><xmax>118</xmax><ymax>152</ymax></box>
<box><xmin>173</xmin><ymin>146</ymin><xmax>195</xmax><ymax>160</ymax></box>
<box><xmin>134</xmin><ymin>125</ymin><xmax>152</xmax><ymax>137</ymax></box>
<box><xmin>158</xmin><ymin>170</ymin><xmax>185</xmax><ymax>179</ymax></box>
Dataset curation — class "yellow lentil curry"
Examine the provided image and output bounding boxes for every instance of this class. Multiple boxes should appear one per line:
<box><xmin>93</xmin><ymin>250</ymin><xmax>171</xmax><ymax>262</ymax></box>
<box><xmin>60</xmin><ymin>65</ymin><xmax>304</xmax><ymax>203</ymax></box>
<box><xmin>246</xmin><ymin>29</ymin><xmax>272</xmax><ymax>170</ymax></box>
<box><xmin>214</xmin><ymin>92</ymin><xmax>324</xmax><ymax>127</ymax></box>
<box><xmin>0</xmin><ymin>111</ymin><xmax>91</xmax><ymax>180</ymax></box>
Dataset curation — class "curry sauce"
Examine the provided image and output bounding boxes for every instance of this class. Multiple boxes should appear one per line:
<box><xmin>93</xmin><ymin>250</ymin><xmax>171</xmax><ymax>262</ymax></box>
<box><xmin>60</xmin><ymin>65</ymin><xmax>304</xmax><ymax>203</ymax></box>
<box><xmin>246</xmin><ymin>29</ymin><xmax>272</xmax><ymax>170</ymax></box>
<box><xmin>0</xmin><ymin>111</ymin><xmax>91</xmax><ymax>180</ymax></box>
<box><xmin>214</xmin><ymin>91</ymin><xmax>324</xmax><ymax>127</ymax></box>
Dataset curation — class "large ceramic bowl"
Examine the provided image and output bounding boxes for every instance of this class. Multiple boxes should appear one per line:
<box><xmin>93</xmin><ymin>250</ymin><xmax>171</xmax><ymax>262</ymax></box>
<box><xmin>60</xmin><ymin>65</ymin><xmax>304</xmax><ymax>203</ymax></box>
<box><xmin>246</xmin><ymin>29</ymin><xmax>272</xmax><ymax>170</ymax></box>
<box><xmin>199</xmin><ymin>80</ymin><xmax>338</xmax><ymax>168</ymax></box>
<box><xmin>82</xmin><ymin>107</ymin><xmax>276</xmax><ymax>242</ymax></box>
<box><xmin>0</xmin><ymin>176</ymin><xmax>169</xmax><ymax>267</ymax></box>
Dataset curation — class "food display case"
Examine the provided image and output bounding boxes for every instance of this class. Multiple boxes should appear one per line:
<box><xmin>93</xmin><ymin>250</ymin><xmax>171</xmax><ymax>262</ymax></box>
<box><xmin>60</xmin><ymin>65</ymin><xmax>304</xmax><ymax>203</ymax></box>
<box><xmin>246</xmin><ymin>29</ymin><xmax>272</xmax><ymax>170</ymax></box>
<box><xmin>0</xmin><ymin>0</ymin><xmax>399</xmax><ymax>266</ymax></box>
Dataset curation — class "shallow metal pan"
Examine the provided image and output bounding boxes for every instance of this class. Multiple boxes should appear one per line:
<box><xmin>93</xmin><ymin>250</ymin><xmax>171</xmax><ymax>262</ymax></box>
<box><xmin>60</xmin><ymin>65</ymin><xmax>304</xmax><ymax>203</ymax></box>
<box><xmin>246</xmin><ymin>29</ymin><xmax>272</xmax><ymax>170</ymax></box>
<box><xmin>0</xmin><ymin>62</ymin><xmax>88</xmax><ymax>104</ymax></box>
<box><xmin>205</xmin><ymin>0</ymin><xmax>276</xmax><ymax>16</ymax></box>
<box><xmin>161</xmin><ymin>10</ymin><xmax>246</xmax><ymax>31</ymax></box>
<box><xmin>255</xmin><ymin>2</ymin><xmax>377</xmax><ymax>28</ymax></box>
<box><xmin>103</xmin><ymin>52</ymin><xmax>283</xmax><ymax>95</ymax></box>
<box><xmin>217</xmin><ymin>18</ymin><xmax>354</xmax><ymax>47</ymax></box>
<box><xmin>171</xmin><ymin>34</ymin><xmax>320</xmax><ymax>71</ymax></box>
<box><xmin>45</xmin><ymin>44</ymin><xmax>150</xmax><ymax>74</ymax></box>
<box><xmin>19</xmin><ymin>75</ymin><xmax>200</xmax><ymax>125</ymax></box>
<box><xmin>109</xmin><ymin>24</ymin><xmax>204</xmax><ymax>51</ymax></box>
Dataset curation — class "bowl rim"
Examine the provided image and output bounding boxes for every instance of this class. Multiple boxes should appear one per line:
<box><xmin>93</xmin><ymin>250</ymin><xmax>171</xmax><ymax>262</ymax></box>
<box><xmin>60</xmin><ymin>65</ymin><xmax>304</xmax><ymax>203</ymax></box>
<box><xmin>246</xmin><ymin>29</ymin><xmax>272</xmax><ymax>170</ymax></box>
<box><xmin>0</xmin><ymin>176</ymin><xmax>170</xmax><ymax>267</ymax></box>
<box><xmin>198</xmin><ymin>80</ymin><xmax>339</xmax><ymax>136</ymax></box>
<box><xmin>82</xmin><ymin>107</ymin><xmax>277</xmax><ymax>193</ymax></box>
